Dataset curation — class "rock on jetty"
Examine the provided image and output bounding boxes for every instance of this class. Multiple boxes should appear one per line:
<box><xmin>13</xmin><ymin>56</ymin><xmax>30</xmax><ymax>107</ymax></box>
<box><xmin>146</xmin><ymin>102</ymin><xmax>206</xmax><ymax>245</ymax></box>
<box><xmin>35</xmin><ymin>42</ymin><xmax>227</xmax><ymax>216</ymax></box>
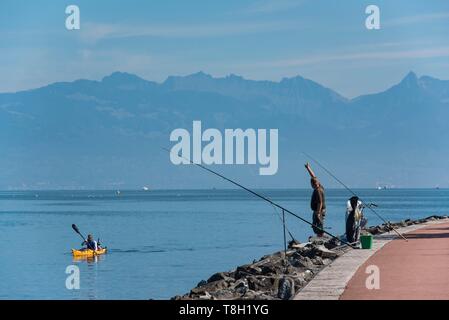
<box><xmin>172</xmin><ymin>215</ymin><xmax>447</xmax><ymax>300</ymax></box>
<box><xmin>364</xmin><ymin>215</ymin><xmax>447</xmax><ymax>235</ymax></box>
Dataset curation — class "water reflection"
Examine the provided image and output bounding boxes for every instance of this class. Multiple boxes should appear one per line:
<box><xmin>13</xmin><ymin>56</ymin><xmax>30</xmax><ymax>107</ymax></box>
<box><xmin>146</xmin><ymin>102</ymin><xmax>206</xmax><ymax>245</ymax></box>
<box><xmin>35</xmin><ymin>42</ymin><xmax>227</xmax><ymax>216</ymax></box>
<box><xmin>72</xmin><ymin>254</ymin><xmax>106</xmax><ymax>300</ymax></box>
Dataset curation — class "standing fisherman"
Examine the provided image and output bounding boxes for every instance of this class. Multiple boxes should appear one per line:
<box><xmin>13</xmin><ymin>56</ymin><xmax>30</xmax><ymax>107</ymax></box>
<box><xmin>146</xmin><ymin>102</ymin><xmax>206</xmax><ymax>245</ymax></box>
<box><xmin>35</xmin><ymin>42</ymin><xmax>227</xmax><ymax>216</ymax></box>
<box><xmin>305</xmin><ymin>162</ymin><xmax>326</xmax><ymax>237</ymax></box>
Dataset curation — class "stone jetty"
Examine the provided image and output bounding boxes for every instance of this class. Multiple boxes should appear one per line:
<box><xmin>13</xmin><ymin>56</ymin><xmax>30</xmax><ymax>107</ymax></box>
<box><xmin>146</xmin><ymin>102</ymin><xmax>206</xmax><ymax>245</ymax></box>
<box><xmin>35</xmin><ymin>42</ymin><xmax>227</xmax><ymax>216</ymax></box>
<box><xmin>172</xmin><ymin>215</ymin><xmax>448</xmax><ymax>300</ymax></box>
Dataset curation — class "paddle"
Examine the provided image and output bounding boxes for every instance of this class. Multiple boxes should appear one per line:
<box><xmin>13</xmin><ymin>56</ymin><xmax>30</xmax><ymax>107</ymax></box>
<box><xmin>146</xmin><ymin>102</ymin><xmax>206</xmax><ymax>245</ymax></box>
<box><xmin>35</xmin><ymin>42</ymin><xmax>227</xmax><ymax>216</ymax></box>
<box><xmin>71</xmin><ymin>224</ymin><xmax>95</xmax><ymax>251</ymax></box>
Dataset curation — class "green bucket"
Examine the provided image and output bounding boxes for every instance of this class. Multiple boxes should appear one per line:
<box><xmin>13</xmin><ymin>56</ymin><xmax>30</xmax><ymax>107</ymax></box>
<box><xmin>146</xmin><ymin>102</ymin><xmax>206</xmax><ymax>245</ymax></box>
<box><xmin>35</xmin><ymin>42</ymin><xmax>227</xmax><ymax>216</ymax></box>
<box><xmin>360</xmin><ymin>235</ymin><xmax>373</xmax><ymax>249</ymax></box>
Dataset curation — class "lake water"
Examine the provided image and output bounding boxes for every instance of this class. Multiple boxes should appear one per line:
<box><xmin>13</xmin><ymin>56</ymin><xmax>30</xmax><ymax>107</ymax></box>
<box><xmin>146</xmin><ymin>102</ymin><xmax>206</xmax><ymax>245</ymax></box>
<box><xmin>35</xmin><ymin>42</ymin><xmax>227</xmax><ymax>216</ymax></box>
<box><xmin>1</xmin><ymin>188</ymin><xmax>448</xmax><ymax>299</ymax></box>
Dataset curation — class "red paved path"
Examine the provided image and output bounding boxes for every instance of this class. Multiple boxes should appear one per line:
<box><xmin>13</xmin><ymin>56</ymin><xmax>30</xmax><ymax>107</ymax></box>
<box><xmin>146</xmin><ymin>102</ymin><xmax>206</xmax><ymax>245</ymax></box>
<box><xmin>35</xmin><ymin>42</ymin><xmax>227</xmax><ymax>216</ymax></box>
<box><xmin>341</xmin><ymin>222</ymin><xmax>449</xmax><ymax>300</ymax></box>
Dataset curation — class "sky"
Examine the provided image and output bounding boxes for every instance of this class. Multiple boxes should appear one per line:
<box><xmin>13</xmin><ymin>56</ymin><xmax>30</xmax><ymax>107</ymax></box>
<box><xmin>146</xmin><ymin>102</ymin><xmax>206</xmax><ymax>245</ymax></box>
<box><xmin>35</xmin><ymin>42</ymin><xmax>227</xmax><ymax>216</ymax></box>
<box><xmin>1</xmin><ymin>0</ymin><xmax>449</xmax><ymax>98</ymax></box>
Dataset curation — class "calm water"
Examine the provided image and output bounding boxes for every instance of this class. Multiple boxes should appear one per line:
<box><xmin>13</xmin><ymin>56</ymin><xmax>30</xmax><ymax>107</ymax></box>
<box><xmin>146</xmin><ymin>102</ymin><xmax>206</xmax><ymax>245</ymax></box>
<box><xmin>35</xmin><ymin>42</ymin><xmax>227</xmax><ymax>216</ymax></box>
<box><xmin>0</xmin><ymin>188</ymin><xmax>448</xmax><ymax>300</ymax></box>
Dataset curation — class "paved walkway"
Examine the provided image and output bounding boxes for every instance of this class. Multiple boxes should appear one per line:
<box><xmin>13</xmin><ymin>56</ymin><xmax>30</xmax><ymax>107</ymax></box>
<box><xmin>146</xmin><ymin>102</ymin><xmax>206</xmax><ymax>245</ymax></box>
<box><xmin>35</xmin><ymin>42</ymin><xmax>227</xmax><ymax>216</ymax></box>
<box><xmin>294</xmin><ymin>218</ymin><xmax>449</xmax><ymax>300</ymax></box>
<box><xmin>341</xmin><ymin>221</ymin><xmax>449</xmax><ymax>300</ymax></box>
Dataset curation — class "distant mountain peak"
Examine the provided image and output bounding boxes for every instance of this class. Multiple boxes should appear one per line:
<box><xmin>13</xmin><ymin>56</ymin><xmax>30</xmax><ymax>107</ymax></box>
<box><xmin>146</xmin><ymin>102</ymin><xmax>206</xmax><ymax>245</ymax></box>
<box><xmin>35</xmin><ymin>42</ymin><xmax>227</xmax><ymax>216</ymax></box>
<box><xmin>281</xmin><ymin>75</ymin><xmax>305</xmax><ymax>82</ymax></box>
<box><xmin>352</xmin><ymin>70</ymin><xmax>449</xmax><ymax>104</ymax></box>
<box><xmin>163</xmin><ymin>71</ymin><xmax>214</xmax><ymax>86</ymax></box>
<box><xmin>399</xmin><ymin>71</ymin><xmax>419</xmax><ymax>87</ymax></box>
<box><xmin>186</xmin><ymin>71</ymin><xmax>212</xmax><ymax>79</ymax></box>
<box><xmin>102</xmin><ymin>71</ymin><xmax>146</xmax><ymax>85</ymax></box>
<box><xmin>226</xmin><ymin>73</ymin><xmax>244</xmax><ymax>80</ymax></box>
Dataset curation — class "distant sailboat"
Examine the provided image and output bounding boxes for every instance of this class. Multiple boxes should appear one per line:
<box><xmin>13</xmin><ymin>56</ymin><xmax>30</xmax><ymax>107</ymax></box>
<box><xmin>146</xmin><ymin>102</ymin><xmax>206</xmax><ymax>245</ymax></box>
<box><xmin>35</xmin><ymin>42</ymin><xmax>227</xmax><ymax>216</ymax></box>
<box><xmin>116</xmin><ymin>190</ymin><xmax>121</xmax><ymax>196</ymax></box>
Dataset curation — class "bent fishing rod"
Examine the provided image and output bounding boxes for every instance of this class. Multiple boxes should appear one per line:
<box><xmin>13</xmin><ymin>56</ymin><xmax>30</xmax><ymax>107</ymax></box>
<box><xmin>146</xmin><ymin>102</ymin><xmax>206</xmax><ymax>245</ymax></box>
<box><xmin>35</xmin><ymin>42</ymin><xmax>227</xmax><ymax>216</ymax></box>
<box><xmin>303</xmin><ymin>152</ymin><xmax>408</xmax><ymax>241</ymax></box>
<box><xmin>162</xmin><ymin>147</ymin><xmax>355</xmax><ymax>248</ymax></box>
<box><xmin>268</xmin><ymin>202</ymin><xmax>332</xmax><ymax>242</ymax></box>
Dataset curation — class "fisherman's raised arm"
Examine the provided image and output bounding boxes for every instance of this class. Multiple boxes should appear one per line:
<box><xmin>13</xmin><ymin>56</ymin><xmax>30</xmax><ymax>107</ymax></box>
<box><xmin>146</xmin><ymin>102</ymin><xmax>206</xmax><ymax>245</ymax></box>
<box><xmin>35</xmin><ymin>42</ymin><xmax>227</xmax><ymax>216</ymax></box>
<box><xmin>305</xmin><ymin>162</ymin><xmax>317</xmax><ymax>179</ymax></box>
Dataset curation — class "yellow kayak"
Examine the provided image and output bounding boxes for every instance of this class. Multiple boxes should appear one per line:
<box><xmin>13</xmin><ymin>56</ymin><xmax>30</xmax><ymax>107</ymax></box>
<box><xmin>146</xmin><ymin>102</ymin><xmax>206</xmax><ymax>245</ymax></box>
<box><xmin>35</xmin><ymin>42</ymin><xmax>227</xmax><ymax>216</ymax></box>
<box><xmin>71</xmin><ymin>248</ymin><xmax>107</xmax><ymax>258</ymax></box>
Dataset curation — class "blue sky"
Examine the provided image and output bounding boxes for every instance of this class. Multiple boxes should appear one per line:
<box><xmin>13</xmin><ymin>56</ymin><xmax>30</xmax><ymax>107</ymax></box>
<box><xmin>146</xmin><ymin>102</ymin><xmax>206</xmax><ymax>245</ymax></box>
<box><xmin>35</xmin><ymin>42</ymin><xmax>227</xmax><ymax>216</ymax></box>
<box><xmin>1</xmin><ymin>0</ymin><xmax>449</xmax><ymax>97</ymax></box>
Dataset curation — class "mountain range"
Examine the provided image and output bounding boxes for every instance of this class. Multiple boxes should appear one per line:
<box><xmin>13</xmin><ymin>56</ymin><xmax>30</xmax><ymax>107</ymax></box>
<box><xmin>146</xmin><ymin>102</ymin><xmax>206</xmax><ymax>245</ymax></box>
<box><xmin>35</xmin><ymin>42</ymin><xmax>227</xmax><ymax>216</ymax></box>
<box><xmin>1</xmin><ymin>71</ymin><xmax>448</xmax><ymax>189</ymax></box>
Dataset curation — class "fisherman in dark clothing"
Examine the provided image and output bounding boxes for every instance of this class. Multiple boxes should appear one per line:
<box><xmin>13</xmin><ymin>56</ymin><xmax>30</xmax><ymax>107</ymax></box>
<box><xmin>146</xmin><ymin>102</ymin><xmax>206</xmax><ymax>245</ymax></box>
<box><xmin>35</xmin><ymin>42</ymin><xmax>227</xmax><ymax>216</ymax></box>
<box><xmin>346</xmin><ymin>196</ymin><xmax>362</xmax><ymax>243</ymax></box>
<box><xmin>305</xmin><ymin>162</ymin><xmax>326</xmax><ymax>236</ymax></box>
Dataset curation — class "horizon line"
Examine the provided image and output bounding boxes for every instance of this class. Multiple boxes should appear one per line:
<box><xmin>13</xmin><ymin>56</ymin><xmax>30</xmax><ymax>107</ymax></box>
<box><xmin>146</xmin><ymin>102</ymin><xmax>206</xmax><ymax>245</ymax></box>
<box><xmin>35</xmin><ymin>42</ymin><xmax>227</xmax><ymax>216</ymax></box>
<box><xmin>0</xmin><ymin>187</ymin><xmax>446</xmax><ymax>192</ymax></box>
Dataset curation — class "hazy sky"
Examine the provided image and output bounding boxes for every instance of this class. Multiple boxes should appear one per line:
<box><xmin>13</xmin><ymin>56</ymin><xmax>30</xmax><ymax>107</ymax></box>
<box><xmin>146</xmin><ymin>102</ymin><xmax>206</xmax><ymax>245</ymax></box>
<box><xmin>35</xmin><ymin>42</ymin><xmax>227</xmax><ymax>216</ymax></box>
<box><xmin>1</xmin><ymin>0</ymin><xmax>449</xmax><ymax>97</ymax></box>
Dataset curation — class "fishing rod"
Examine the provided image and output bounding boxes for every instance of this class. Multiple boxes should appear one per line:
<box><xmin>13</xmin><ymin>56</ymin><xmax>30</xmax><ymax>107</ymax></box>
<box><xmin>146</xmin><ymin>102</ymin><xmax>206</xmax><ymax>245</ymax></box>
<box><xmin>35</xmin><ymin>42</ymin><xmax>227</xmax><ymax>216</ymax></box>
<box><xmin>269</xmin><ymin>203</ymin><xmax>332</xmax><ymax>239</ymax></box>
<box><xmin>162</xmin><ymin>147</ymin><xmax>355</xmax><ymax>248</ymax></box>
<box><xmin>240</xmin><ymin>166</ymin><xmax>298</xmax><ymax>242</ymax></box>
<box><xmin>303</xmin><ymin>152</ymin><xmax>408</xmax><ymax>241</ymax></box>
<box><xmin>268</xmin><ymin>202</ymin><xmax>296</xmax><ymax>241</ymax></box>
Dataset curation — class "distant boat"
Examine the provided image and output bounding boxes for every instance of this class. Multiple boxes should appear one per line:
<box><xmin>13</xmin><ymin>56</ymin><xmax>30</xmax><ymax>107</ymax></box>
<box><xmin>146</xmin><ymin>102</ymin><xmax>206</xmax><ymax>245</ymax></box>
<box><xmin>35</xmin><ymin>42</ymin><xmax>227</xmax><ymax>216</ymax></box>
<box><xmin>142</xmin><ymin>186</ymin><xmax>150</xmax><ymax>191</ymax></box>
<box><xmin>116</xmin><ymin>190</ymin><xmax>121</xmax><ymax>196</ymax></box>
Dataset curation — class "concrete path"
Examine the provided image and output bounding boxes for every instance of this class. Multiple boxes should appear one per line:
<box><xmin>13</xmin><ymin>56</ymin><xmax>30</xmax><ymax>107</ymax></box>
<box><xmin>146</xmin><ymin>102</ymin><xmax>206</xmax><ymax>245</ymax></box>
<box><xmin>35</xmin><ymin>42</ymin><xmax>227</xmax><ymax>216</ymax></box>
<box><xmin>341</xmin><ymin>221</ymin><xmax>449</xmax><ymax>300</ymax></box>
<box><xmin>294</xmin><ymin>218</ymin><xmax>449</xmax><ymax>300</ymax></box>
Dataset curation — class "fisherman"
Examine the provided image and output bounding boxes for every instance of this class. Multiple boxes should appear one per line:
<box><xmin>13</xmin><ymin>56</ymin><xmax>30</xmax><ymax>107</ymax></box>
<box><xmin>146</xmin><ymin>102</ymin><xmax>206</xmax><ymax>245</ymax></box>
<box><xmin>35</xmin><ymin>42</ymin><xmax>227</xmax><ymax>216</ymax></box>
<box><xmin>305</xmin><ymin>162</ymin><xmax>326</xmax><ymax>237</ymax></box>
<box><xmin>346</xmin><ymin>196</ymin><xmax>363</xmax><ymax>243</ymax></box>
<box><xmin>81</xmin><ymin>234</ymin><xmax>99</xmax><ymax>251</ymax></box>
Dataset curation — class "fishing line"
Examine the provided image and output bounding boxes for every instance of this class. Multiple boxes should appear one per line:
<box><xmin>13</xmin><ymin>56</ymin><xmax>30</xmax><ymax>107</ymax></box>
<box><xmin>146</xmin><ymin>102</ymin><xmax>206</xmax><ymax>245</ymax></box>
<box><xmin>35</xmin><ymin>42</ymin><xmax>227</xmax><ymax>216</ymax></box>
<box><xmin>302</xmin><ymin>152</ymin><xmax>408</xmax><ymax>241</ymax></box>
<box><xmin>268</xmin><ymin>201</ymin><xmax>296</xmax><ymax>241</ymax></box>
<box><xmin>162</xmin><ymin>147</ymin><xmax>355</xmax><ymax>248</ymax></box>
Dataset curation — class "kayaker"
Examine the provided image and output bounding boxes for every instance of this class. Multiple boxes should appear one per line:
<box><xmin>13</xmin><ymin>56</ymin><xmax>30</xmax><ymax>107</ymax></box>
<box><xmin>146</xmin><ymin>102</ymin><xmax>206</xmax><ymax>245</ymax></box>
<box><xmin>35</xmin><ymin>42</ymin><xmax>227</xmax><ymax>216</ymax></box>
<box><xmin>305</xmin><ymin>162</ymin><xmax>326</xmax><ymax>237</ymax></box>
<box><xmin>81</xmin><ymin>234</ymin><xmax>98</xmax><ymax>251</ymax></box>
